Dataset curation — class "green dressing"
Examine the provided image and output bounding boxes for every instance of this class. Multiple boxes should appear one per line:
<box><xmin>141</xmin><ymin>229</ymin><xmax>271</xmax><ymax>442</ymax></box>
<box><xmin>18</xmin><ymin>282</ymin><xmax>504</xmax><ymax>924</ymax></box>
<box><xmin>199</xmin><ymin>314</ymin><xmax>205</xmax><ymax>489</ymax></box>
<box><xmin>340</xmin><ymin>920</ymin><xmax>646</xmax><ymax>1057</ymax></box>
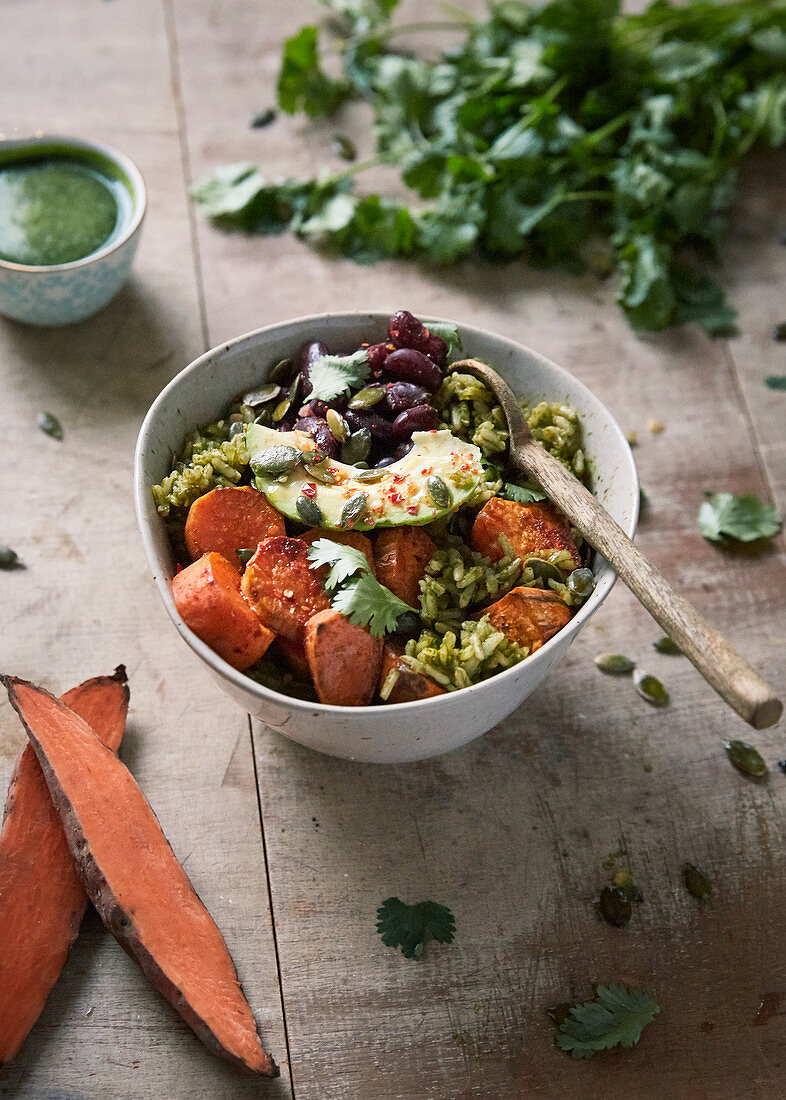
<box><xmin>0</xmin><ymin>160</ymin><xmax>121</xmax><ymax>266</ymax></box>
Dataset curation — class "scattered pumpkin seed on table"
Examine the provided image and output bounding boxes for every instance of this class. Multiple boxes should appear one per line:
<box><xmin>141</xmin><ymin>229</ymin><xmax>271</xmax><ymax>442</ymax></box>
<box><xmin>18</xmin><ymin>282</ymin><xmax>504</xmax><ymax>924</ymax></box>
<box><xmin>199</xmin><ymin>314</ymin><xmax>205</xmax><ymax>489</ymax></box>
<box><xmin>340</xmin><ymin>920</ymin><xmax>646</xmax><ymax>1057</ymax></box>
<box><xmin>683</xmin><ymin>863</ymin><xmax>712</xmax><ymax>900</ymax></box>
<box><xmin>594</xmin><ymin>653</ymin><xmax>635</xmax><ymax>675</ymax></box>
<box><xmin>37</xmin><ymin>412</ymin><xmax>63</xmax><ymax>440</ymax></box>
<box><xmin>654</xmin><ymin>636</ymin><xmax>682</xmax><ymax>655</ymax></box>
<box><xmin>0</xmin><ymin>546</ymin><xmax>21</xmax><ymax>570</ymax></box>
<box><xmin>596</xmin><ymin>886</ymin><xmax>632</xmax><ymax>927</ymax></box>
<box><xmin>634</xmin><ymin>671</ymin><xmax>669</xmax><ymax>706</ymax></box>
<box><xmin>724</xmin><ymin>739</ymin><xmax>767</xmax><ymax>777</ymax></box>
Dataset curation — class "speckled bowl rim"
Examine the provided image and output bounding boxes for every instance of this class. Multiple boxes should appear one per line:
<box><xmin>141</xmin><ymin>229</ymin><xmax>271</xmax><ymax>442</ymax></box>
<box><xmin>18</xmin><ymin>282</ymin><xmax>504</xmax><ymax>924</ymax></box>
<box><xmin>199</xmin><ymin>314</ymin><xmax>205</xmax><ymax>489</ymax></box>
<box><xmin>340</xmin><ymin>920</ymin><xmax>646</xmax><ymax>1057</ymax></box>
<box><xmin>0</xmin><ymin>134</ymin><xmax>146</xmax><ymax>273</ymax></box>
<box><xmin>135</xmin><ymin>312</ymin><xmax>639</xmax><ymax>717</ymax></box>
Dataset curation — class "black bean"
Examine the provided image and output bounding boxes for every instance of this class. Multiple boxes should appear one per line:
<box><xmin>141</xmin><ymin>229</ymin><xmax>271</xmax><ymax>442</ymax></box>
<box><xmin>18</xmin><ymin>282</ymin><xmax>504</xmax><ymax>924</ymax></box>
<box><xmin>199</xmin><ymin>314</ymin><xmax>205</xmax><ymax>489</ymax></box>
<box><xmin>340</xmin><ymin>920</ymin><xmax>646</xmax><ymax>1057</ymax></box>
<box><xmin>382</xmin><ymin>347</ymin><xmax>442</xmax><ymax>391</ymax></box>
<box><xmin>299</xmin><ymin>340</ymin><xmax>327</xmax><ymax>399</ymax></box>
<box><xmin>293</xmin><ymin>416</ymin><xmax>339</xmax><ymax>458</ymax></box>
<box><xmin>422</xmin><ymin>331</ymin><xmax>448</xmax><ymax>366</ymax></box>
<box><xmin>385</xmin><ymin>381</ymin><xmax>428</xmax><ymax>414</ymax></box>
<box><xmin>343</xmin><ymin>409</ymin><xmax>396</xmax><ymax>442</ymax></box>
<box><xmin>367</xmin><ymin>342</ymin><xmax>392</xmax><ymax>370</ymax></box>
<box><xmin>391</xmin><ymin>404</ymin><xmax>439</xmax><ymax>437</ymax></box>
<box><xmin>392</xmin><ymin>440</ymin><xmax>414</xmax><ymax>461</ymax></box>
<box><xmin>374</xmin><ymin>455</ymin><xmax>398</xmax><ymax>468</ymax></box>
<box><xmin>388</xmin><ymin>310</ymin><xmax>426</xmax><ymax>350</ymax></box>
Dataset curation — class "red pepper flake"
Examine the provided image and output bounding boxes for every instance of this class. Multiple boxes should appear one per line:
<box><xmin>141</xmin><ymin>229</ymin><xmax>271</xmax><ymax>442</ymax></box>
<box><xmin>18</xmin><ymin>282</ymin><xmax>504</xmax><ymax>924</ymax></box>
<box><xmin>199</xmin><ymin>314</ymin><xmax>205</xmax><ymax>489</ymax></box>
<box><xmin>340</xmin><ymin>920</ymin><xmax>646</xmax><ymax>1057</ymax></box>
<box><xmin>421</xmin><ymin>466</ymin><xmax>432</xmax><ymax>476</ymax></box>
<box><xmin>407</xmin><ymin>505</ymin><xmax>419</xmax><ymax>515</ymax></box>
<box><xmin>389</xmin><ymin>491</ymin><xmax>404</xmax><ymax>504</ymax></box>
<box><xmin>302</xmin><ymin>483</ymin><xmax>317</xmax><ymax>499</ymax></box>
<box><xmin>392</xmin><ymin>473</ymin><xmax>406</xmax><ymax>484</ymax></box>
<box><xmin>175</xmin><ymin>562</ymin><xmax>183</xmax><ymax>574</ymax></box>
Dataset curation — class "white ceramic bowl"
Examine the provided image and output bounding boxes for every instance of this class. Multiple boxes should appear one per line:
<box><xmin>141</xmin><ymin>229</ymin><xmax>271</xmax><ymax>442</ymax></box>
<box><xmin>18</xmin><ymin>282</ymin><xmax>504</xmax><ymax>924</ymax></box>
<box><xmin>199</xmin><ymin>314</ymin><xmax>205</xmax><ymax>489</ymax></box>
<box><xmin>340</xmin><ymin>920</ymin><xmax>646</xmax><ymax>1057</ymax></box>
<box><xmin>0</xmin><ymin>135</ymin><xmax>146</xmax><ymax>326</ymax></box>
<box><xmin>135</xmin><ymin>313</ymin><xmax>638</xmax><ymax>764</ymax></box>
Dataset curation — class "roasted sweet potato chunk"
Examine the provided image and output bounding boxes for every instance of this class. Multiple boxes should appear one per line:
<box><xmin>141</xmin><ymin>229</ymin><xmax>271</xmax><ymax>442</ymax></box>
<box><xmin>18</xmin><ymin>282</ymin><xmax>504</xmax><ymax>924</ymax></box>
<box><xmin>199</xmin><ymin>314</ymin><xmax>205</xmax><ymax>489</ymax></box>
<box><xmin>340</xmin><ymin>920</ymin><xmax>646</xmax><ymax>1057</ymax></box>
<box><xmin>374</xmin><ymin>527</ymin><xmax>435</xmax><ymax>606</ymax></box>
<box><xmin>379</xmin><ymin>644</ymin><xmax>446</xmax><ymax>704</ymax></box>
<box><xmin>304</xmin><ymin>610</ymin><xmax>382</xmax><ymax>706</ymax></box>
<box><xmin>300</xmin><ymin>527</ymin><xmax>376</xmax><ymax>574</ymax></box>
<box><xmin>241</xmin><ymin>537</ymin><xmax>329</xmax><ymax>642</ymax></box>
<box><xmin>172</xmin><ymin>552</ymin><xmax>273</xmax><ymax>670</ymax></box>
<box><xmin>471</xmin><ymin>498</ymin><xmax>580</xmax><ymax>570</ymax></box>
<box><xmin>184</xmin><ymin>486</ymin><xmax>285</xmax><ymax>568</ymax></box>
<box><xmin>480</xmin><ymin>586</ymin><xmax>572</xmax><ymax>652</ymax></box>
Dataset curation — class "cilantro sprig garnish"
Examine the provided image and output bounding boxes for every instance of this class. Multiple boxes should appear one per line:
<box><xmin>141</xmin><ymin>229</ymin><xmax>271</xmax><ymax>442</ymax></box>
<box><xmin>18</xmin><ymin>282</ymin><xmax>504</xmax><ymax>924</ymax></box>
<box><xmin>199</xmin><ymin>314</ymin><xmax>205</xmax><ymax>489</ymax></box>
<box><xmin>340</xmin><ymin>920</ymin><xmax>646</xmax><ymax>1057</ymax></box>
<box><xmin>376</xmin><ymin>897</ymin><xmax>456</xmax><ymax>959</ymax></box>
<box><xmin>194</xmin><ymin>0</ymin><xmax>786</xmax><ymax>335</ymax></box>
<box><xmin>307</xmin><ymin>349</ymin><xmax>370</xmax><ymax>402</ymax></box>
<box><xmin>555</xmin><ymin>984</ymin><xmax>660</xmax><ymax>1059</ymax></box>
<box><xmin>697</xmin><ymin>491</ymin><xmax>782</xmax><ymax>545</ymax></box>
<box><xmin>307</xmin><ymin>538</ymin><xmax>414</xmax><ymax>635</ymax></box>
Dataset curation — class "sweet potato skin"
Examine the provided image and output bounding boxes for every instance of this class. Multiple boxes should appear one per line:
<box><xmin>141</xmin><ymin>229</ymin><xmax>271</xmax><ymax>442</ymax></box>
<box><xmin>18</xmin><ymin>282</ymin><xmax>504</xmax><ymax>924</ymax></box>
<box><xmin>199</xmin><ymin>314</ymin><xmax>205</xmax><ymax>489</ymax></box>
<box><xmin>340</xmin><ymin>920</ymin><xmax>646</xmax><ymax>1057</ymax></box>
<box><xmin>241</xmin><ymin>537</ymin><xmax>330</xmax><ymax>642</ymax></box>
<box><xmin>0</xmin><ymin>668</ymin><xmax>129</xmax><ymax>1064</ymax></box>
<box><xmin>379</xmin><ymin>644</ymin><xmax>446</xmax><ymax>704</ymax></box>
<box><xmin>184</xmin><ymin>486</ymin><xmax>285</xmax><ymax>568</ymax></box>
<box><xmin>304</xmin><ymin>610</ymin><xmax>382</xmax><ymax>706</ymax></box>
<box><xmin>480</xmin><ymin>586</ymin><xmax>572</xmax><ymax>652</ymax></box>
<box><xmin>471</xmin><ymin>498</ymin><xmax>581</xmax><ymax>570</ymax></box>
<box><xmin>300</xmin><ymin>527</ymin><xmax>376</xmax><ymax>574</ymax></box>
<box><xmin>172</xmin><ymin>552</ymin><xmax>273</xmax><ymax>670</ymax></box>
<box><xmin>2</xmin><ymin>678</ymin><xmax>279</xmax><ymax>1078</ymax></box>
<box><xmin>374</xmin><ymin>527</ymin><xmax>435</xmax><ymax>607</ymax></box>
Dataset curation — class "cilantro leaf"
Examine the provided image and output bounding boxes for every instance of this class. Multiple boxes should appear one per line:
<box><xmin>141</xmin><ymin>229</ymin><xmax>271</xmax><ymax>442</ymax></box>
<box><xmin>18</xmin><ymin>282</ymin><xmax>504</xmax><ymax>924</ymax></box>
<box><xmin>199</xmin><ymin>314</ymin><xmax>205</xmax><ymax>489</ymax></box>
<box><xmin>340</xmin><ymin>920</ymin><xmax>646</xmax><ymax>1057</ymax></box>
<box><xmin>306</xmin><ymin>538</ymin><xmax>369</xmax><ymax>589</ymax></box>
<box><xmin>501</xmin><ymin>482</ymin><xmax>547</xmax><ymax>504</ymax></box>
<box><xmin>307</xmin><ymin>350</ymin><xmax>370</xmax><ymax>402</ymax></box>
<box><xmin>697</xmin><ymin>492</ymin><xmax>782</xmax><ymax>545</ymax></box>
<box><xmin>278</xmin><ymin>26</ymin><xmax>353</xmax><ymax>119</ymax></box>
<box><xmin>331</xmin><ymin>571</ymin><xmax>413</xmax><ymax>636</ymax></box>
<box><xmin>424</xmin><ymin>322</ymin><xmax>462</xmax><ymax>359</ymax></box>
<box><xmin>556</xmin><ymin>985</ymin><xmax>660</xmax><ymax>1059</ymax></box>
<box><xmin>376</xmin><ymin>897</ymin><xmax>455</xmax><ymax>959</ymax></box>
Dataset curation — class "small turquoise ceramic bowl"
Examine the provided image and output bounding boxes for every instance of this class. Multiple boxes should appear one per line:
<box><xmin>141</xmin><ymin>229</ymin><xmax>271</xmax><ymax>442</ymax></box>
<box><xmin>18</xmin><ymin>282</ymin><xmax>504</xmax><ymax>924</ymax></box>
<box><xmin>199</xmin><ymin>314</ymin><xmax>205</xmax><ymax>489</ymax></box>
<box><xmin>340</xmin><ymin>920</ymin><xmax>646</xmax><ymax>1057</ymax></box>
<box><xmin>0</xmin><ymin>135</ymin><xmax>146</xmax><ymax>326</ymax></box>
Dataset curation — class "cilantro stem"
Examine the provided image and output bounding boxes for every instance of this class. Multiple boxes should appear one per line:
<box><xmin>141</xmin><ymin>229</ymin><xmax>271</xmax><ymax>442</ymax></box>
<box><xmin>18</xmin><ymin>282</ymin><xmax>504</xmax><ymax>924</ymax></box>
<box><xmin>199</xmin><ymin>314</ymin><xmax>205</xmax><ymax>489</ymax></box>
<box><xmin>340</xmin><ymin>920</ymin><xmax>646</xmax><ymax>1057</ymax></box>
<box><xmin>353</xmin><ymin>19</ymin><xmax>474</xmax><ymax>44</ymax></box>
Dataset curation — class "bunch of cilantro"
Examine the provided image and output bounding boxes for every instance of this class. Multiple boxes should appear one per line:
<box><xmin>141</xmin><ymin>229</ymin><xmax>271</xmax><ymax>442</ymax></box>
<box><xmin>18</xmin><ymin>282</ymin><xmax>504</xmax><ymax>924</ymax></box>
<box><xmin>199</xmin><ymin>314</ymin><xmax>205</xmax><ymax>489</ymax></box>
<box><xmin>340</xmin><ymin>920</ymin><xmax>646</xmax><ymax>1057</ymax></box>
<box><xmin>194</xmin><ymin>0</ymin><xmax>786</xmax><ymax>335</ymax></box>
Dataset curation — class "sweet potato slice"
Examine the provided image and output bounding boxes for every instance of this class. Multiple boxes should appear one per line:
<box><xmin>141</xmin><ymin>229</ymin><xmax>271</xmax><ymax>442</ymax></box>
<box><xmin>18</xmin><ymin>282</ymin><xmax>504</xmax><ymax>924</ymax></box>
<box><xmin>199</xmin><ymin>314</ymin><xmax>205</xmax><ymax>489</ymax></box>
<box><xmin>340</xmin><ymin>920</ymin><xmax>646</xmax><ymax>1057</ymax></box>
<box><xmin>480</xmin><ymin>586</ymin><xmax>572</xmax><ymax>652</ymax></box>
<box><xmin>2</xmin><ymin>678</ymin><xmax>279</xmax><ymax>1078</ymax></box>
<box><xmin>241</xmin><ymin>537</ymin><xmax>330</xmax><ymax>642</ymax></box>
<box><xmin>374</xmin><ymin>527</ymin><xmax>435</xmax><ymax>607</ymax></box>
<box><xmin>272</xmin><ymin>636</ymin><xmax>310</xmax><ymax>677</ymax></box>
<box><xmin>184</xmin><ymin>486</ymin><xmax>285</xmax><ymax>568</ymax></box>
<box><xmin>172</xmin><ymin>552</ymin><xmax>273</xmax><ymax>671</ymax></box>
<box><xmin>471</xmin><ymin>498</ymin><xmax>581</xmax><ymax>570</ymax></box>
<box><xmin>0</xmin><ymin>668</ymin><xmax>129</xmax><ymax>1064</ymax></box>
<box><xmin>379</xmin><ymin>644</ymin><xmax>446</xmax><ymax>704</ymax></box>
<box><xmin>304</xmin><ymin>610</ymin><xmax>382</xmax><ymax>706</ymax></box>
<box><xmin>300</xmin><ymin>527</ymin><xmax>376</xmax><ymax>574</ymax></box>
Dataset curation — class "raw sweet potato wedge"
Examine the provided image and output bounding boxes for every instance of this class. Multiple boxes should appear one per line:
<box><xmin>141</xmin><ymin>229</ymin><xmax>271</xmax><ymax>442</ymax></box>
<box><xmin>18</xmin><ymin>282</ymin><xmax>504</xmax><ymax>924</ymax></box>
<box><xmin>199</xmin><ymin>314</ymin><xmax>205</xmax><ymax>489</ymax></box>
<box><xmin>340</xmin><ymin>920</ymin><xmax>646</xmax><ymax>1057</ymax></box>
<box><xmin>379</xmin><ymin>644</ymin><xmax>446</xmax><ymax>704</ymax></box>
<box><xmin>300</xmin><ymin>527</ymin><xmax>376</xmax><ymax>574</ymax></box>
<box><xmin>2</xmin><ymin>677</ymin><xmax>279</xmax><ymax>1078</ymax></box>
<box><xmin>0</xmin><ymin>667</ymin><xmax>129</xmax><ymax>1064</ymax></box>
<box><xmin>241</xmin><ymin>536</ymin><xmax>330</xmax><ymax>642</ymax></box>
<box><xmin>304</xmin><ymin>609</ymin><xmax>382</xmax><ymax>706</ymax></box>
<box><xmin>184</xmin><ymin>485</ymin><xmax>285</xmax><ymax>568</ymax></box>
<box><xmin>172</xmin><ymin>552</ymin><xmax>274</xmax><ymax>671</ymax></box>
<box><xmin>480</xmin><ymin>586</ymin><xmax>571</xmax><ymax>652</ymax></box>
<box><xmin>374</xmin><ymin>527</ymin><xmax>435</xmax><ymax>607</ymax></box>
<box><xmin>471</xmin><ymin>498</ymin><xmax>581</xmax><ymax>571</ymax></box>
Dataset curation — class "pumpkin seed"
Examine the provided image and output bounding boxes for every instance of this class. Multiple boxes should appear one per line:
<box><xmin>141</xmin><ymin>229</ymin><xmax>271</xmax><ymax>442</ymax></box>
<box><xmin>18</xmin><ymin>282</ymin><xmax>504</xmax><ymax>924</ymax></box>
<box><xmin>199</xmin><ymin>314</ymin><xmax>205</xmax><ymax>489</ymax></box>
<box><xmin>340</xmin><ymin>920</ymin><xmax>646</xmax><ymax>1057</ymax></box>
<box><xmin>683</xmin><ymin>863</ymin><xmax>712</xmax><ymax>900</ymax></box>
<box><xmin>525</xmin><ymin>557</ymin><xmax>564</xmax><ymax>584</ymax></box>
<box><xmin>341</xmin><ymin>428</ymin><xmax>371</xmax><ymax>465</ymax></box>
<box><xmin>654</xmin><ymin>636</ymin><xmax>682</xmax><ymax>655</ymax></box>
<box><xmin>299</xmin><ymin>449</ymin><xmax>326</xmax><ymax>465</ymax></box>
<box><xmin>724</xmin><ymin>739</ymin><xmax>767</xmax><ymax>777</ymax></box>
<box><xmin>253</xmin><ymin>408</ymin><xmax>273</xmax><ymax>427</ymax></box>
<box><xmin>296</xmin><ymin>495</ymin><xmax>324</xmax><ymax>526</ymax></box>
<box><xmin>304</xmin><ymin>462</ymin><xmax>340</xmax><ymax>485</ymax></box>
<box><xmin>229</xmin><ymin>421</ymin><xmax>246</xmax><ymax>439</ymax></box>
<box><xmin>250</xmin><ymin>445</ymin><xmax>301</xmax><ymax>478</ymax></box>
<box><xmin>612</xmin><ymin>871</ymin><xmax>642</xmax><ymax>903</ymax></box>
<box><xmin>426</xmin><ymin>475</ymin><xmax>451</xmax><ymax>509</ymax></box>
<box><xmin>341</xmin><ymin>492</ymin><xmax>369</xmax><ymax>528</ymax></box>
<box><xmin>272</xmin><ymin>377</ymin><xmax>299</xmax><ymax>422</ymax></box>
<box><xmin>326</xmin><ymin>408</ymin><xmax>348</xmax><ymax>443</ymax></box>
<box><xmin>242</xmin><ymin>384</ymin><xmax>281</xmax><ymax>407</ymax></box>
<box><xmin>37</xmin><ymin>412</ymin><xmax>63</xmax><ymax>440</ymax></box>
<box><xmin>594</xmin><ymin>653</ymin><xmax>635</xmax><ymax>675</ymax></box>
<box><xmin>634</xmin><ymin>670</ymin><xmax>669</xmax><ymax>706</ymax></box>
<box><xmin>0</xmin><ymin>546</ymin><xmax>21</xmax><ymax>570</ymax></box>
<box><xmin>332</xmin><ymin>134</ymin><xmax>357</xmax><ymax>161</ymax></box>
<box><xmin>596</xmin><ymin>885</ymin><xmax>632</xmax><ymax>927</ymax></box>
<box><xmin>354</xmin><ymin>468</ymin><xmax>387</xmax><ymax>483</ymax></box>
<box><xmin>236</xmin><ymin>548</ymin><xmax>256</xmax><ymax>569</ymax></box>
<box><xmin>348</xmin><ymin>386</ymin><xmax>385</xmax><ymax>410</ymax></box>
<box><xmin>567</xmin><ymin>567</ymin><xmax>595</xmax><ymax>598</ymax></box>
<box><xmin>267</xmin><ymin>358</ymin><xmax>293</xmax><ymax>383</ymax></box>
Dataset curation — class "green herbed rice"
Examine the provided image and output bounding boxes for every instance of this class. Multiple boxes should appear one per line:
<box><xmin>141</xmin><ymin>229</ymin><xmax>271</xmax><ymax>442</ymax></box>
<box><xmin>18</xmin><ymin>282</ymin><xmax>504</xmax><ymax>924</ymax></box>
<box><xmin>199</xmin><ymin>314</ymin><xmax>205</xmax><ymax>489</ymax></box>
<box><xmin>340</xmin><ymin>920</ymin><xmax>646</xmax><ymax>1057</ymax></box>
<box><xmin>152</xmin><ymin>421</ymin><xmax>248</xmax><ymax>516</ymax></box>
<box><xmin>403</xmin><ymin>618</ymin><xmax>526</xmax><ymax>692</ymax></box>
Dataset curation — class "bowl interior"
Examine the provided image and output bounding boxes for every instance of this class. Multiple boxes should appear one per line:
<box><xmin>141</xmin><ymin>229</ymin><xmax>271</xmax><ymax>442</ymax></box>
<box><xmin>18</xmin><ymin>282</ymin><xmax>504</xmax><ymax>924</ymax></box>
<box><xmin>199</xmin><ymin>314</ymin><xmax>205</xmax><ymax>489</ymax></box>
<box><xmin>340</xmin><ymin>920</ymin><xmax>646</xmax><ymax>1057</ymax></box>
<box><xmin>135</xmin><ymin>312</ymin><xmax>638</xmax><ymax>714</ymax></box>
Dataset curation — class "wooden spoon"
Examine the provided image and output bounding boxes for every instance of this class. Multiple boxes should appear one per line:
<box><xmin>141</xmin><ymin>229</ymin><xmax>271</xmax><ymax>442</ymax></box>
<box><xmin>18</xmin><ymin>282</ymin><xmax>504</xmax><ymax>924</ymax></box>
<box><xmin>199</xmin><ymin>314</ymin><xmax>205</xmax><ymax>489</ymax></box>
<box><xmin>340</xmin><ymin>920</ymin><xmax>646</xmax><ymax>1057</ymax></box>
<box><xmin>452</xmin><ymin>358</ymin><xmax>783</xmax><ymax>730</ymax></box>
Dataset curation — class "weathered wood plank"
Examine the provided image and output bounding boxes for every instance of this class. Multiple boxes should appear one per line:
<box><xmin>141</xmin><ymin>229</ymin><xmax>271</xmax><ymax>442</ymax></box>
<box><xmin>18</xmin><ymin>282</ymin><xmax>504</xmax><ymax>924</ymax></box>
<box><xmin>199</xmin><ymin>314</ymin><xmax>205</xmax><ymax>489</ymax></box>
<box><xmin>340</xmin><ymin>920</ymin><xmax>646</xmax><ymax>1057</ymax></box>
<box><xmin>0</xmin><ymin>1</ymin><xmax>290</xmax><ymax>1095</ymax></box>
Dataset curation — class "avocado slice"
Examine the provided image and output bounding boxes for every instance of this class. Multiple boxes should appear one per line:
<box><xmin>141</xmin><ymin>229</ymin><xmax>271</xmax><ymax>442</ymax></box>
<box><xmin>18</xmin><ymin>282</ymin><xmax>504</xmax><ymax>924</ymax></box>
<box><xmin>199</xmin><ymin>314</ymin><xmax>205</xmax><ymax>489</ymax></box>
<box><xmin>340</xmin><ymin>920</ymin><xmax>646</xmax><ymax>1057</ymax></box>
<box><xmin>246</xmin><ymin>423</ymin><xmax>484</xmax><ymax>530</ymax></box>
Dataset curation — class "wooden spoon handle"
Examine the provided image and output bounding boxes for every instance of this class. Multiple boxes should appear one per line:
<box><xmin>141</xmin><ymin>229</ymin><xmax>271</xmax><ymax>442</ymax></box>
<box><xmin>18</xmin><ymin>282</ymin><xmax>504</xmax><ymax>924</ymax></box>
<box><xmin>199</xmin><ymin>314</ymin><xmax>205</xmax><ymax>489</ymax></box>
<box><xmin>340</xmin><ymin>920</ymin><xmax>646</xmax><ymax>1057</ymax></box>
<box><xmin>520</xmin><ymin>441</ymin><xmax>782</xmax><ymax>730</ymax></box>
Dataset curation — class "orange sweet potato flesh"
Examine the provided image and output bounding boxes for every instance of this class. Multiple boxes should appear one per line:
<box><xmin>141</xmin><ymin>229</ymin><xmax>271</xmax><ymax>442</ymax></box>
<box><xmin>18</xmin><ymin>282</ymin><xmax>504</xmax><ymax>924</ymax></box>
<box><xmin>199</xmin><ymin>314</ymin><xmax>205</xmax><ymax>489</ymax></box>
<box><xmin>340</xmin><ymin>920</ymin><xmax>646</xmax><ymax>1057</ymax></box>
<box><xmin>2</xmin><ymin>678</ymin><xmax>279</xmax><ymax>1078</ymax></box>
<box><xmin>300</xmin><ymin>527</ymin><xmax>376</xmax><ymax>574</ymax></box>
<box><xmin>471</xmin><ymin>498</ymin><xmax>581</xmax><ymax>570</ymax></box>
<box><xmin>184</xmin><ymin>486</ymin><xmax>285</xmax><ymax>568</ymax></box>
<box><xmin>481</xmin><ymin>586</ymin><xmax>572</xmax><ymax>652</ymax></box>
<box><xmin>0</xmin><ymin>668</ymin><xmax>129</xmax><ymax>1064</ymax></box>
<box><xmin>241</xmin><ymin>536</ymin><xmax>330</xmax><ymax>642</ymax></box>
<box><xmin>379</xmin><ymin>644</ymin><xmax>446</xmax><ymax>704</ymax></box>
<box><xmin>304</xmin><ymin>610</ymin><xmax>382</xmax><ymax>706</ymax></box>
<box><xmin>374</xmin><ymin>527</ymin><xmax>435</xmax><ymax>607</ymax></box>
<box><xmin>172</xmin><ymin>552</ymin><xmax>274</xmax><ymax>671</ymax></box>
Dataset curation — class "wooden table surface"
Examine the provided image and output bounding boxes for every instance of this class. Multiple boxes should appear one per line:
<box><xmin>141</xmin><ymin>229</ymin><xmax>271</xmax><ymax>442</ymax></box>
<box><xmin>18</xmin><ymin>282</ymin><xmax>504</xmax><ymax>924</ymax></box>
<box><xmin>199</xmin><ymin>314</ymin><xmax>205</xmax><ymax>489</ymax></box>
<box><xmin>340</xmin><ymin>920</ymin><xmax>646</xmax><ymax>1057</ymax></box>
<box><xmin>1</xmin><ymin>2</ymin><xmax>785</xmax><ymax>1098</ymax></box>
